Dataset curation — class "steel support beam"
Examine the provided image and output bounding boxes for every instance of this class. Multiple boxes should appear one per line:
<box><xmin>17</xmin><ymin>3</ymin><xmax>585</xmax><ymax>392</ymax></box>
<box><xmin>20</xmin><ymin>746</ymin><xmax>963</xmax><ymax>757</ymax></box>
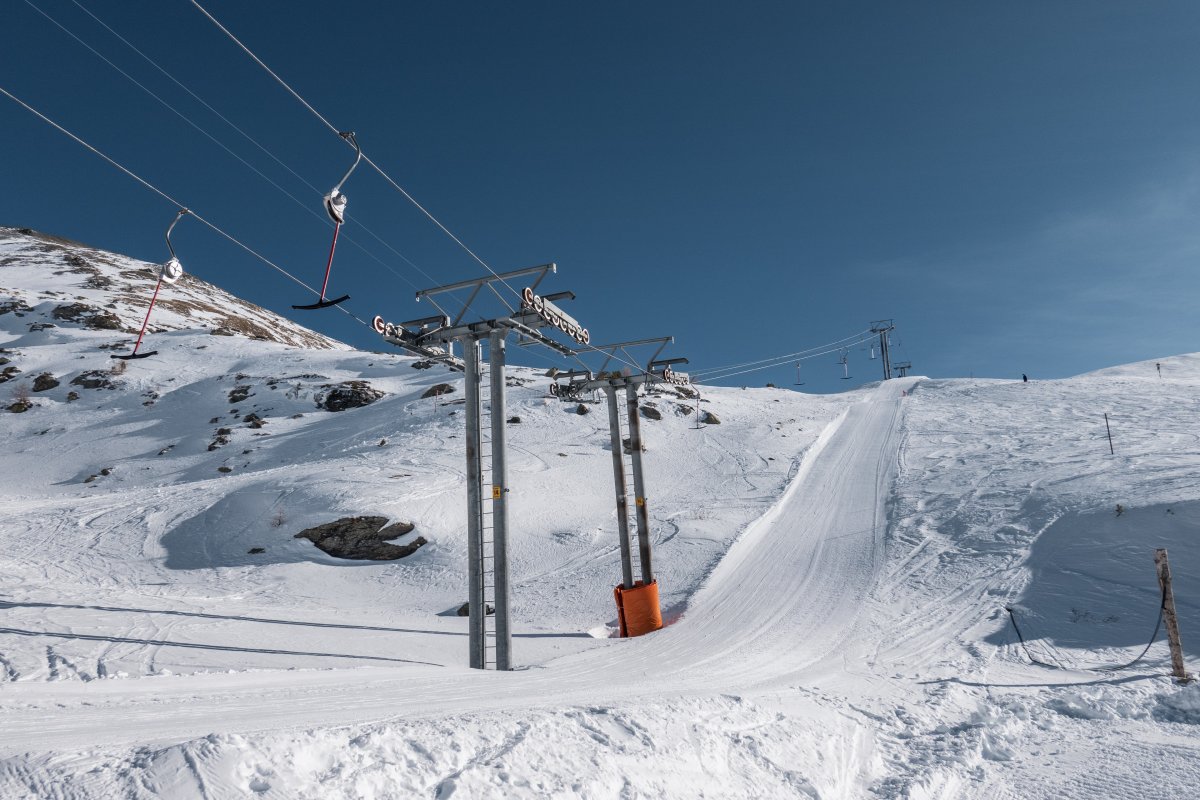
<box><xmin>625</xmin><ymin>383</ymin><xmax>654</xmax><ymax>584</ymax></box>
<box><xmin>605</xmin><ymin>385</ymin><xmax>635</xmax><ymax>589</ymax></box>
<box><xmin>461</xmin><ymin>336</ymin><xmax>485</xmax><ymax>670</ymax></box>
<box><xmin>488</xmin><ymin>330</ymin><xmax>513</xmax><ymax>670</ymax></box>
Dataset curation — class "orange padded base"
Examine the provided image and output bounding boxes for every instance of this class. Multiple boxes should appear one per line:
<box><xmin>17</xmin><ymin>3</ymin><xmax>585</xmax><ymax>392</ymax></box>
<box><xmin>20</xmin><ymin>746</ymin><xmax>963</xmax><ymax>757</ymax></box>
<box><xmin>613</xmin><ymin>580</ymin><xmax>663</xmax><ymax>637</ymax></box>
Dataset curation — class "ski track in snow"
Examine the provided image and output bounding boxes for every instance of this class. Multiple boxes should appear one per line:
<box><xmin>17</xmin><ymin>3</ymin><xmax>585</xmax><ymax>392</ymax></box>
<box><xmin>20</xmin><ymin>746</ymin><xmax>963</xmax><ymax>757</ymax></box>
<box><xmin>3</xmin><ymin>229</ymin><xmax>1200</xmax><ymax>797</ymax></box>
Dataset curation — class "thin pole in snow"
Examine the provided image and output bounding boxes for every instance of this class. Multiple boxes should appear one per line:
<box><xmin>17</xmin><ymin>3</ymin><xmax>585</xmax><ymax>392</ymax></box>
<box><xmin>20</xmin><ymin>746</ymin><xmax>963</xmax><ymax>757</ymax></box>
<box><xmin>1104</xmin><ymin>413</ymin><xmax>1114</xmax><ymax>455</ymax></box>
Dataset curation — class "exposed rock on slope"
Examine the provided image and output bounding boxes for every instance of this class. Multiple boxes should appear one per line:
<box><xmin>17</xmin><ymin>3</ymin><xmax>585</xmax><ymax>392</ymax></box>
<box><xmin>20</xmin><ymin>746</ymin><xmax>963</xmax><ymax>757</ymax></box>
<box><xmin>0</xmin><ymin>226</ymin><xmax>344</xmax><ymax>351</ymax></box>
<box><xmin>294</xmin><ymin>516</ymin><xmax>426</xmax><ymax>560</ymax></box>
<box><xmin>317</xmin><ymin>380</ymin><xmax>384</xmax><ymax>412</ymax></box>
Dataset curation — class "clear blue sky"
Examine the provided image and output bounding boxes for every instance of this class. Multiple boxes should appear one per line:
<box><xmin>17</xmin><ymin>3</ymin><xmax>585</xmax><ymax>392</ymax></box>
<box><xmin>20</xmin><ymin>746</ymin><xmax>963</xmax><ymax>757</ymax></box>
<box><xmin>3</xmin><ymin>1</ymin><xmax>1198</xmax><ymax>392</ymax></box>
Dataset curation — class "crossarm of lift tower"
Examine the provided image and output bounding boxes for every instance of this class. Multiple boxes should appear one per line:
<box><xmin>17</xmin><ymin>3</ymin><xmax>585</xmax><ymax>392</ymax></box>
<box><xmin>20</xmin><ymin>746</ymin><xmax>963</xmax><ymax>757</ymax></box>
<box><xmin>546</xmin><ymin>337</ymin><xmax>693</xmax><ymax>402</ymax></box>
<box><xmin>373</xmin><ymin>263</ymin><xmax>605</xmax><ymax>372</ymax></box>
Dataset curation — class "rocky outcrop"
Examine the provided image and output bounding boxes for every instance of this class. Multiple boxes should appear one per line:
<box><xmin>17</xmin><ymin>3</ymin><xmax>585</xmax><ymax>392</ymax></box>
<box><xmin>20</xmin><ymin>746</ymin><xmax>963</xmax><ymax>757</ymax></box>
<box><xmin>421</xmin><ymin>383</ymin><xmax>454</xmax><ymax>400</ymax></box>
<box><xmin>318</xmin><ymin>380</ymin><xmax>384</xmax><ymax>412</ymax></box>
<box><xmin>294</xmin><ymin>516</ymin><xmax>426</xmax><ymax>560</ymax></box>
<box><xmin>228</xmin><ymin>385</ymin><xmax>253</xmax><ymax>404</ymax></box>
<box><xmin>32</xmin><ymin>373</ymin><xmax>59</xmax><ymax>392</ymax></box>
<box><xmin>51</xmin><ymin>303</ymin><xmax>124</xmax><ymax>331</ymax></box>
<box><xmin>70</xmin><ymin>370</ymin><xmax>120</xmax><ymax>390</ymax></box>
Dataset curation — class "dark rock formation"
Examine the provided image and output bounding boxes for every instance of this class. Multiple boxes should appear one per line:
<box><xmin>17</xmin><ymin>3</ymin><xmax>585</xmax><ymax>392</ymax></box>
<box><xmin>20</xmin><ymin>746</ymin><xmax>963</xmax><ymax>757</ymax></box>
<box><xmin>294</xmin><ymin>516</ymin><xmax>425</xmax><ymax>560</ymax></box>
<box><xmin>70</xmin><ymin>371</ymin><xmax>119</xmax><ymax>390</ymax></box>
<box><xmin>318</xmin><ymin>380</ymin><xmax>384</xmax><ymax>412</ymax></box>
<box><xmin>51</xmin><ymin>303</ymin><xmax>124</xmax><ymax>331</ymax></box>
<box><xmin>640</xmin><ymin>405</ymin><xmax>662</xmax><ymax>420</ymax></box>
<box><xmin>456</xmin><ymin>602</ymin><xmax>495</xmax><ymax>617</ymax></box>
<box><xmin>421</xmin><ymin>383</ymin><xmax>454</xmax><ymax>400</ymax></box>
<box><xmin>228</xmin><ymin>385</ymin><xmax>253</xmax><ymax>404</ymax></box>
<box><xmin>0</xmin><ymin>299</ymin><xmax>32</xmax><ymax>316</ymax></box>
<box><xmin>32</xmin><ymin>373</ymin><xmax>59</xmax><ymax>392</ymax></box>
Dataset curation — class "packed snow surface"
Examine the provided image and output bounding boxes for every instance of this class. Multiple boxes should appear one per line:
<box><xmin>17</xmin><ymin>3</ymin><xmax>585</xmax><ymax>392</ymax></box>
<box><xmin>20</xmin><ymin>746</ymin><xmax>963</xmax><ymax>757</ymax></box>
<box><xmin>2</xmin><ymin>228</ymin><xmax>1199</xmax><ymax>797</ymax></box>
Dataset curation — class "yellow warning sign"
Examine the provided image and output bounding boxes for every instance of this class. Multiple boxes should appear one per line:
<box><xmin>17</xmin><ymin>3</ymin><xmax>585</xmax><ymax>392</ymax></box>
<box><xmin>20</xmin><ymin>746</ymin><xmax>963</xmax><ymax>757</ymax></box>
<box><xmin>492</xmin><ymin>486</ymin><xmax>502</xmax><ymax>499</ymax></box>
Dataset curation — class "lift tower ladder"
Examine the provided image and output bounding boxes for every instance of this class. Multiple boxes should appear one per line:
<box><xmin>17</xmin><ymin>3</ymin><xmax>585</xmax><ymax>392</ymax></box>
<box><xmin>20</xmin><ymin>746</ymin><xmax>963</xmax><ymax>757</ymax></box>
<box><xmin>373</xmin><ymin>264</ymin><xmax>584</xmax><ymax>669</ymax></box>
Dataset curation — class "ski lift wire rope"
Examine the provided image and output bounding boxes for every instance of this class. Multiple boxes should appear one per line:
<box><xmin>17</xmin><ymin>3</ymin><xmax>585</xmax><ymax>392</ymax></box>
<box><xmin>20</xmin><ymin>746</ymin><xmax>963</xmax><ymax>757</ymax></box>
<box><xmin>695</xmin><ymin>333</ymin><xmax>877</xmax><ymax>383</ymax></box>
<box><xmin>187</xmin><ymin>0</ymin><xmax>525</xmax><ymax>307</ymax></box>
<box><xmin>34</xmin><ymin>0</ymin><xmax>437</xmax><ymax>297</ymax></box>
<box><xmin>690</xmin><ymin>329</ymin><xmax>876</xmax><ymax>378</ymax></box>
<box><xmin>186</xmin><ymin>0</ymin><xmax>662</xmax><ymax>377</ymax></box>
<box><xmin>0</xmin><ymin>84</ymin><xmax>371</xmax><ymax>328</ymax></box>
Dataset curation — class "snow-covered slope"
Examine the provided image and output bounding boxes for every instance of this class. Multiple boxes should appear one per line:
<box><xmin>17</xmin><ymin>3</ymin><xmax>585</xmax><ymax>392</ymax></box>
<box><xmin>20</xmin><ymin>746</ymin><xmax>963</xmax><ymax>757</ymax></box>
<box><xmin>2</xmin><ymin>229</ymin><xmax>1199</xmax><ymax>798</ymax></box>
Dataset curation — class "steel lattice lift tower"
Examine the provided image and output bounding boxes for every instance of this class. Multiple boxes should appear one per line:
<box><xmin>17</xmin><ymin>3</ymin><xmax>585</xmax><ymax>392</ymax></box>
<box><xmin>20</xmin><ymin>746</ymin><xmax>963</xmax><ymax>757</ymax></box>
<box><xmin>373</xmin><ymin>264</ymin><xmax>590</xmax><ymax>670</ymax></box>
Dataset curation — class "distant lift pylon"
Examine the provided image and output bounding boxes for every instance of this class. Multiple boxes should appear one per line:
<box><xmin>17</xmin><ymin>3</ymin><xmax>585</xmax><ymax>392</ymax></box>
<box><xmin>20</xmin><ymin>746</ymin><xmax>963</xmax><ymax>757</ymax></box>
<box><xmin>293</xmin><ymin>131</ymin><xmax>360</xmax><ymax>310</ymax></box>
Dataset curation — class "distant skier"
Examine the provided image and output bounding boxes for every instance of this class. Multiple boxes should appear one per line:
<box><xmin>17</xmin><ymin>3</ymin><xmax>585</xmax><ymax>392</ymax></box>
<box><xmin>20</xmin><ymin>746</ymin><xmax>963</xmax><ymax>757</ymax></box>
<box><xmin>1157</xmin><ymin>362</ymin><xmax>1162</xmax><ymax>378</ymax></box>
<box><xmin>1022</xmin><ymin>374</ymin><xmax>1028</xmax><ymax>383</ymax></box>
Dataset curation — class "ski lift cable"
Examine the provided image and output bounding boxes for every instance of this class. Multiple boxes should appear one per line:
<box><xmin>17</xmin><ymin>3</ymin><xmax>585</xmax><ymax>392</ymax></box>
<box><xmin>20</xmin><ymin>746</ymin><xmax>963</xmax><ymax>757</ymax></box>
<box><xmin>186</xmin><ymin>1</ymin><xmax>654</xmax><ymax>375</ymax></box>
<box><xmin>698</xmin><ymin>338</ymin><xmax>876</xmax><ymax>384</ymax></box>
<box><xmin>691</xmin><ymin>329</ymin><xmax>876</xmax><ymax>378</ymax></box>
<box><xmin>17</xmin><ymin>7</ymin><xmax>646</xmax><ymax>377</ymax></box>
<box><xmin>37</xmin><ymin>0</ymin><xmax>435</xmax><ymax>296</ymax></box>
<box><xmin>690</xmin><ymin>328</ymin><xmax>875</xmax><ymax>377</ymax></box>
<box><xmin>1</xmin><ymin>81</ymin><xmax>647</xmax><ymax>375</ymax></box>
<box><xmin>187</xmin><ymin>0</ymin><xmax>523</xmax><ymax>304</ymax></box>
<box><xmin>698</xmin><ymin>334</ymin><xmax>878</xmax><ymax>383</ymax></box>
<box><xmin>70</xmin><ymin>0</ymin><xmax>438</xmax><ymax>290</ymax></box>
<box><xmin>0</xmin><ymin>84</ymin><xmax>371</xmax><ymax>327</ymax></box>
<box><xmin>70</xmin><ymin>0</ymin><xmax>323</xmax><ymax>196</ymax></box>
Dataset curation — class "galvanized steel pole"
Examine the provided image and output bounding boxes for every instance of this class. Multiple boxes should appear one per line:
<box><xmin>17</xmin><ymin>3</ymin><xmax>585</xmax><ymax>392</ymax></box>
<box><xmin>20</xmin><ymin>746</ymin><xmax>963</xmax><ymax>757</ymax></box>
<box><xmin>624</xmin><ymin>382</ymin><xmax>654</xmax><ymax>584</ymax></box>
<box><xmin>462</xmin><ymin>336</ymin><xmax>485</xmax><ymax>669</ymax></box>
<box><xmin>605</xmin><ymin>385</ymin><xmax>635</xmax><ymax>589</ymax></box>
<box><xmin>488</xmin><ymin>330</ymin><xmax>512</xmax><ymax>670</ymax></box>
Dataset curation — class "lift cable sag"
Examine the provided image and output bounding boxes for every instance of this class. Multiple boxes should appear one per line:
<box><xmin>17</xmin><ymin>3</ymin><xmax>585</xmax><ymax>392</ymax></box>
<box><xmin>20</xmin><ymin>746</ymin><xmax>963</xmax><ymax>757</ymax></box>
<box><xmin>0</xmin><ymin>84</ymin><xmax>371</xmax><ymax>328</ymax></box>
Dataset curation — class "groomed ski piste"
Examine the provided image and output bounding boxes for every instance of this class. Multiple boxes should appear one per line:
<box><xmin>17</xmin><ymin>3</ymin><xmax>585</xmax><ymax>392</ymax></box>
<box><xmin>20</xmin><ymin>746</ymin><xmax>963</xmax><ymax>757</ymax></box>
<box><xmin>2</xmin><ymin>227</ymin><xmax>1199</xmax><ymax>798</ymax></box>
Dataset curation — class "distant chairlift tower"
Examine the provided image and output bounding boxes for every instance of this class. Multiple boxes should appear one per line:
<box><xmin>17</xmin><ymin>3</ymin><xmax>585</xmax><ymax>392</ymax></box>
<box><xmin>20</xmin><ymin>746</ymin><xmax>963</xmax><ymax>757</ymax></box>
<box><xmin>373</xmin><ymin>264</ymin><xmax>589</xmax><ymax>670</ymax></box>
<box><xmin>870</xmin><ymin>319</ymin><xmax>896</xmax><ymax>381</ymax></box>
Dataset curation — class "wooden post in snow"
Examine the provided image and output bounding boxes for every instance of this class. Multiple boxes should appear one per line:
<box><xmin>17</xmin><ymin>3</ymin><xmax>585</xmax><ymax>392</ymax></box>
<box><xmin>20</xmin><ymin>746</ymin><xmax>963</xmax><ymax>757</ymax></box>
<box><xmin>1155</xmin><ymin>548</ymin><xmax>1193</xmax><ymax>683</ymax></box>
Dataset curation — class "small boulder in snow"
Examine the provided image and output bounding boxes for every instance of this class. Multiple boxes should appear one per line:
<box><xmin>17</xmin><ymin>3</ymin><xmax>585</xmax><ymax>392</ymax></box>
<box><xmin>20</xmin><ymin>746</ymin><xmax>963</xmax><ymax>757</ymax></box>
<box><xmin>32</xmin><ymin>373</ymin><xmax>59</xmax><ymax>392</ymax></box>
<box><xmin>421</xmin><ymin>383</ymin><xmax>455</xmax><ymax>400</ymax></box>
<box><xmin>318</xmin><ymin>380</ymin><xmax>385</xmax><ymax>412</ymax></box>
<box><xmin>70</xmin><ymin>371</ymin><xmax>119</xmax><ymax>390</ymax></box>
